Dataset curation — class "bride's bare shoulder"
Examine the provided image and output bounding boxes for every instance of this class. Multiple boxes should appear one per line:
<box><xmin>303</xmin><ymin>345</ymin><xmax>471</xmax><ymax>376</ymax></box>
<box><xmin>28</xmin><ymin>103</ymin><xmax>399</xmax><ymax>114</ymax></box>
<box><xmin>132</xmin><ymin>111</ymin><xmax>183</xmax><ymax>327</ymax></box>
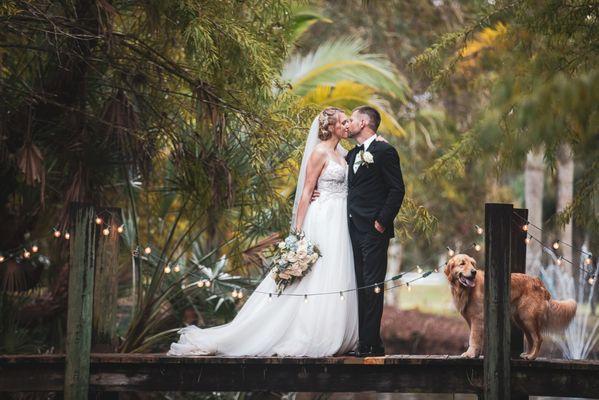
<box><xmin>310</xmin><ymin>143</ymin><xmax>329</xmax><ymax>159</ymax></box>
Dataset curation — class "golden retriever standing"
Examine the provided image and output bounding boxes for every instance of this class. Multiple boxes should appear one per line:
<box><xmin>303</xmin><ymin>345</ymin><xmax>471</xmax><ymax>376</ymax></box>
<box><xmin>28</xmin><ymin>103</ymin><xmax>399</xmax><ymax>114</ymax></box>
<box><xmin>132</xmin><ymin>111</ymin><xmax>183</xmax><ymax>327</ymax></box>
<box><xmin>445</xmin><ymin>254</ymin><xmax>577</xmax><ymax>360</ymax></box>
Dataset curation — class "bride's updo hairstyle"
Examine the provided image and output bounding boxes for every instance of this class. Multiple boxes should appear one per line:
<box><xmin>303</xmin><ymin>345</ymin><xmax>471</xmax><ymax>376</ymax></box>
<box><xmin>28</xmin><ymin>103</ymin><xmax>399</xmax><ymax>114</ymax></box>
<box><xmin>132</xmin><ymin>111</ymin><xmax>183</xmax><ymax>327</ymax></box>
<box><xmin>318</xmin><ymin>106</ymin><xmax>344</xmax><ymax>141</ymax></box>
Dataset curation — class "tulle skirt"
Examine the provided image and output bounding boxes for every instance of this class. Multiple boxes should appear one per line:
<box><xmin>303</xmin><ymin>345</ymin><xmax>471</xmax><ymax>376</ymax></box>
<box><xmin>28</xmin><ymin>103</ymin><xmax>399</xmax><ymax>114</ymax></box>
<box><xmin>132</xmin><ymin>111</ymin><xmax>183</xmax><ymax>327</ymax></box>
<box><xmin>167</xmin><ymin>194</ymin><xmax>359</xmax><ymax>356</ymax></box>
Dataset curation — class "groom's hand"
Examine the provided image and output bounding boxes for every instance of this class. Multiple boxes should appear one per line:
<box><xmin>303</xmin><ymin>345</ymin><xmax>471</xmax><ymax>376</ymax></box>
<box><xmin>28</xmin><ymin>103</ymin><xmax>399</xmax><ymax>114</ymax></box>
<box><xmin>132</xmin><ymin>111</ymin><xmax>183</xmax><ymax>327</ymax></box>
<box><xmin>311</xmin><ymin>190</ymin><xmax>320</xmax><ymax>202</ymax></box>
<box><xmin>374</xmin><ymin>220</ymin><xmax>385</xmax><ymax>233</ymax></box>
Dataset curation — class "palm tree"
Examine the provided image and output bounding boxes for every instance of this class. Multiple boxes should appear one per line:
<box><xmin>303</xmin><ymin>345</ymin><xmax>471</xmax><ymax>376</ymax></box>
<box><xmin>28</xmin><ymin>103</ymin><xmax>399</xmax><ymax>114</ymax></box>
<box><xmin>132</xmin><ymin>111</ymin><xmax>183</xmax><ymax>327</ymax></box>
<box><xmin>282</xmin><ymin>36</ymin><xmax>411</xmax><ymax>136</ymax></box>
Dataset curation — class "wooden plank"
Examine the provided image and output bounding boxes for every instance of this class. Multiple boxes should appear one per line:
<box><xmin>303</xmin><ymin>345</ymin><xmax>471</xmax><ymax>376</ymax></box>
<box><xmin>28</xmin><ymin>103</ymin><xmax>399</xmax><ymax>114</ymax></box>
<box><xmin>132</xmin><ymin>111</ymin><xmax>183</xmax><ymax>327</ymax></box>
<box><xmin>64</xmin><ymin>202</ymin><xmax>97</xmax><ymax>400</ymax></box>
<box><xmin>92</xmin><ymin>207</ymin><xmax>121</xmax><ymax>352</ymax></box>
<box><xmin>1</xmin><ymin>354</ymin><xmax>599</xmax><ymax>396</ymax></box>
<box><xmin>511</xmin><ymin>208</ymin><xmax>529</xmax><ymax>400</ymax></box>
<box><xmin>484</xmin><ymin>203</ymin><xmax>513</xmax><ymax>400</ymax></box>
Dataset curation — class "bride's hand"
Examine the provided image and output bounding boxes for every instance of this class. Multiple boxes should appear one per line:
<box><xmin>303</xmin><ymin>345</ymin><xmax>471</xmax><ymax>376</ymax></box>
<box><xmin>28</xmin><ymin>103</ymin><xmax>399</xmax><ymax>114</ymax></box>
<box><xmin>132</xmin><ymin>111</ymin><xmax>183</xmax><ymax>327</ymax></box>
<box><xmin>311</xmin><ymin>190</ymin><xmax>320</xmax><ymax>202</ymax></box>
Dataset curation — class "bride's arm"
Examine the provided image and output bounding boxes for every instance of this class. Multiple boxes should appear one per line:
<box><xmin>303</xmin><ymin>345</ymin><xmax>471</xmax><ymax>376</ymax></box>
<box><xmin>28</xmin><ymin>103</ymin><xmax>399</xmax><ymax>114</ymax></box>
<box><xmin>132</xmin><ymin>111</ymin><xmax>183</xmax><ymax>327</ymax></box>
<box><xmin>294</xmin><ymin>148</ymin><xmax>327</xmax><ymax>232</ymax></box>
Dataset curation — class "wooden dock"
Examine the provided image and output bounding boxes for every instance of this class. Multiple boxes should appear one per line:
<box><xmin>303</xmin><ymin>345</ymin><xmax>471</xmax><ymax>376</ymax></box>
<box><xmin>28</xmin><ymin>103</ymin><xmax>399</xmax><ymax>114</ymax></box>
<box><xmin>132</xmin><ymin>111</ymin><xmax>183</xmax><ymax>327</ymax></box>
<box><xmin>1</xmin><ymin>354</ymin><xmax>599</xmax><ymax>397</ymax></box>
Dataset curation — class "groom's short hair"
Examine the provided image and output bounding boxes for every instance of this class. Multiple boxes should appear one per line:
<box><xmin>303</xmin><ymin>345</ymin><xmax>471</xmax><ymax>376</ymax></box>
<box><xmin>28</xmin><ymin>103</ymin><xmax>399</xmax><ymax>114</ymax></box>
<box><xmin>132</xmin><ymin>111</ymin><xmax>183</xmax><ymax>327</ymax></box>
<box><xmin>353</xmin><ymin>106</ymin><xmax>381</xmax><ymax>132</ymax></box>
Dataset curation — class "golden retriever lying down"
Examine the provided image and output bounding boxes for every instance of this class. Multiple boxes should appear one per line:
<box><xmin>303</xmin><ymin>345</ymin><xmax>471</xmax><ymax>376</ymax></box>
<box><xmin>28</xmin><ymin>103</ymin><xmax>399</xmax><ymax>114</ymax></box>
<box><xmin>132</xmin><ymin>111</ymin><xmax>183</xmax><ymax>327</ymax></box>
<box><xmin>445</xmin><ymin>254</ymin><xmax>577</xmax><ymax>360</ymax></box>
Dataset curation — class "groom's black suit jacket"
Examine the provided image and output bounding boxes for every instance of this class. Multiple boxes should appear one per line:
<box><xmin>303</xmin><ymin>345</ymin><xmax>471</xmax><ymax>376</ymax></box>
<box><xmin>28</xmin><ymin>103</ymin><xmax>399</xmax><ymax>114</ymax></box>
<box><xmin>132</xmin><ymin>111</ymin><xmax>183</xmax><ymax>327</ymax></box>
<box><xmin>345</xmin><ymin>139</ymin><xmax>405</xmax><ymax>238</ymax></box>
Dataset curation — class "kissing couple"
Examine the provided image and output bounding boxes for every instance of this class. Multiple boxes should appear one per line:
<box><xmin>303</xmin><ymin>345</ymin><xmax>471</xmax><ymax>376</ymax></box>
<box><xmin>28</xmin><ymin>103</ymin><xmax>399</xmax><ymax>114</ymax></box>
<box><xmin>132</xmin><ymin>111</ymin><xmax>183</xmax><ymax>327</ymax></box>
<box><xmin>168</xmin><ymin>106</ymin><xmax>405</xmax><ymax>357</ymax></box>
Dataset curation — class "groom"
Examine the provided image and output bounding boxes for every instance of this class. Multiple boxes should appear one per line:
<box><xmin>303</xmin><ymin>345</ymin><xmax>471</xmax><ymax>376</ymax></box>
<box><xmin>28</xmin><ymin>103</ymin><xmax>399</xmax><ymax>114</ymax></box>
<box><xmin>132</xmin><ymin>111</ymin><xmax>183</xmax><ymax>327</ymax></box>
<box><xmin>345</xmin><ymin>106</ymin><xmax>405</xmax><ymax>356</ymax></box>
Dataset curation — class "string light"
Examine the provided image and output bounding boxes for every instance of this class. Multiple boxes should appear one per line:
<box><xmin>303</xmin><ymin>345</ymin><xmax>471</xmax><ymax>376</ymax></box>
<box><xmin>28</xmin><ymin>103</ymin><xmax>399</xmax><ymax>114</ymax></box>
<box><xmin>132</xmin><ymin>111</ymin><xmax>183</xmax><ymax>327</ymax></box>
<box><xmin>117</xmin><ymin>225</ymin><xmax>125</xmax><ymax>234</ymax></box>
<box><xmin>304</xmin><ymin>294</ymin><xmax>308</xmax><ymax>303</ymax></box>
<box><xmin>173</xmin><ymin>264</ymin><xmax>181</xmax><ymax>273</ymax></box>
<box><xmin>447</xmin><ymin>247</ymin><xmax>455</xmax><ymax>257</ymax></box>
<box><xmin>197</xmin><ymin>280</ymin><xmax>204</xmax><ymax>288</ymax></box>
<box><xmin>64</xmin><ymin>232</ymin><xmax>70</xmax><ymax>240</ymax></box>
<box><xmin>585</xmin><ymin>256</ymin><xmax>593</xmax><ymax>266</ymax></box>
<box><xmin>238</xmin><ymin>290</ymin><xmax>244</xmax><ymax>299</ymax></box>
<box><xmin>556</xmin><ymin>256</ymin><xmax>563</xmax><ymax>266</ymax></box>
<box><xmin>416</xmin><ymin>265</ymin><xmax>423</xmax><ymax>274</ymax></box>
<box><xmin>339</xmin><ymin>291</ymin><xmax>344</xmax><ymax>300</ymax></box>
<box><xmin>0</xmin><ymin>255</ymin><xmax>4</xmax><ymax>263</ymax></box>
<box><xmin>475</xmin><ymin>225</ymin><xmax>484</xmax><ymax>235</ymax></box>
<box><xmin>268</xmin><ymin>293</ymin><xmax>273</xmax><ymax>302</ymax></box>
<box><xmin>524</xmin><ymin>235</ymin><xmax>531</xmax><ymax>245</ymax></box>
<box><xmin>407</xmin><ymin>282</ymin><xmax>411</xmax><ymax>292</ymax></box>
<box><xmin>474</xmin><ymin>243</ymin><xmax>482</xmax><ymax>252</ymax></box>
<box><xmin>589</xmin><ymin>276</ymin><xmax>596</xmax><ymax>286</ymax></box>
<box><xmin>102</xmin><ymin>228</ymin><xmax>110</xmax><ymax>236</ymax></box>
<box><xmin>144</xmin><ymin>246</ymin><xmax>152</xmax><ymax>255</ymax></box>
<box><xmin>553</xmin><ymin>240</ymin><xmax>560</xmax><ymax>250</ymax></box>
<box><xmin>522</xmin><ymin>223</ymin><xmax>529</xmax><ymax>232</ymax></box>
<box><xmin>95</xmin><ymin>217</ymin><xmax>103</xmax><ymax>225</ymax></box>
<box><xmin>23</xmin><ymin>250</ymin><xmax>31</xmax><ymax>259</ymax></box>
<box><xmin>232</xmin><ymin>289</ymin><xmax>238</xmax><ymax>298</ymax></box>
<box><xmin>31</xmin><ymin>245</ymin><xmax>39</xmax><ymax>253</ymax></box>
<box><xmin>53</xmin><ymin>230</ymin><xmax>61</xmax><ymax>238</ymax></box>
<box><xmin>374</xmin><ymin>285</ymin><xmax>381</xmax><ymax>294</ymax></box>
<box><xmin>204</xmin><ymin>280</ymin><xmax>211</xmax><ymax>288</ymax></box>
<box><xmin>164</xmin><ymin>266</ymin><xmax>171</xmax><ymax>273</ymax></box>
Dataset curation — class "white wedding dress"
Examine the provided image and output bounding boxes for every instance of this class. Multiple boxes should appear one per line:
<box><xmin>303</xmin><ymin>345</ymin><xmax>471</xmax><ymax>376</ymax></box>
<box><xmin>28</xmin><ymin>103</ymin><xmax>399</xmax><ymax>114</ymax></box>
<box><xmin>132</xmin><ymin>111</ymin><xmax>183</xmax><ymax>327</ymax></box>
<box><xmin>167</xmin><ymin>154</ymin><xmax>359</xmax><ymax>357</ymax></box>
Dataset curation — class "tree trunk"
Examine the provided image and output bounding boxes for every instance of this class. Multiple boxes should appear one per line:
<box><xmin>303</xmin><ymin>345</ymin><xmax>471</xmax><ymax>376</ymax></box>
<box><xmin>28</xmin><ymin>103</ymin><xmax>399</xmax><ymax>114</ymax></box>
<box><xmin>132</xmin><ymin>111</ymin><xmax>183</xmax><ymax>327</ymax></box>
<box><xmin>524</xmin><ymin>148</ymin><xmax>545</xmax><ymax>277</ymax></box>
<box><xmin>385</xmin><ymin>240</ymin><xmax>403</xmax><ymax>307</ymax></box>
<box><xmin>557</xmin><ymin>144</ymin><xmax>574</xmax><ymax>275</ymax></box>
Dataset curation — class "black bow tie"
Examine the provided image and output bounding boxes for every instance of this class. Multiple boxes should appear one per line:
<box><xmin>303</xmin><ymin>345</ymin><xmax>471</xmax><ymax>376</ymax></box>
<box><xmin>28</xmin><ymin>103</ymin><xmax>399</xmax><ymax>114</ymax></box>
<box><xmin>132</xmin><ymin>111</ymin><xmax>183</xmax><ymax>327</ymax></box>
<box><xmin>355</xmin><ymin>144</ymin><xmax>364</xmax><ymax>151</ymax></box>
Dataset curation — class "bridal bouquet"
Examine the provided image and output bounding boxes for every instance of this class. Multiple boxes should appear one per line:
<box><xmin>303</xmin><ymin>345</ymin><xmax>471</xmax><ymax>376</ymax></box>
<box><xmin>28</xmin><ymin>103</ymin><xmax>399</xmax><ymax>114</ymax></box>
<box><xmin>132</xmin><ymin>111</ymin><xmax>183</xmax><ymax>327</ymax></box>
<box><xmin>270</xmin><ymin>230</ymin><xmax>321</xmax><ymax>295</ymax></box>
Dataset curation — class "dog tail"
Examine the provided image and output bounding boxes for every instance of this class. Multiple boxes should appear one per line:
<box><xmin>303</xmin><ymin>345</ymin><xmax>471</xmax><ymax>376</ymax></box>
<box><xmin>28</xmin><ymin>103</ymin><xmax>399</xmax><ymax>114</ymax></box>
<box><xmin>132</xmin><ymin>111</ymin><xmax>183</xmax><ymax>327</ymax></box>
<box><xmin>544</xmin><ymin>299</ymin><xmax>577</xmax><ymax>333</ymax></box>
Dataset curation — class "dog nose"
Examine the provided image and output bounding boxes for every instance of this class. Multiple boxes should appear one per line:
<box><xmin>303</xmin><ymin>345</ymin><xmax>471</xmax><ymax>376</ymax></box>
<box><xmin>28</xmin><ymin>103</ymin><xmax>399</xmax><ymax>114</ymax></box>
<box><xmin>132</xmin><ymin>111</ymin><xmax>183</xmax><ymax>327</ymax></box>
<box><xmin>471</xmin><ymin>269</ymin><xmax>477</xmax><ymax>276</ymax></box>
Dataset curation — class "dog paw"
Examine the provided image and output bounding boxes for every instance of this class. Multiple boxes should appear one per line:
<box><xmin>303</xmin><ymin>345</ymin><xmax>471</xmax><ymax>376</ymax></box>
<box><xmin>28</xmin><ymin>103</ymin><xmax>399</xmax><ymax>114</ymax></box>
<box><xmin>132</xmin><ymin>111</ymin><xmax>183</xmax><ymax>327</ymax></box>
<box><xmin>461</xmin><ymin>350</ymin><xmax>478</xmax><ymax>358</ymax></box>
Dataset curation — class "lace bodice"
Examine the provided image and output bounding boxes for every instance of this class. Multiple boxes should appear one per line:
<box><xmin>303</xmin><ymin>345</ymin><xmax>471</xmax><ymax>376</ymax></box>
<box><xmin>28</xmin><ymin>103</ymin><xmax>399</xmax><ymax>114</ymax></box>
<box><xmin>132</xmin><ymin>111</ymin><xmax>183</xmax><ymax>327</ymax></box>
<box><xmin>316</xmin><ymin>158</ymin><xmax>348</xmax><ymax>201</ymax></box>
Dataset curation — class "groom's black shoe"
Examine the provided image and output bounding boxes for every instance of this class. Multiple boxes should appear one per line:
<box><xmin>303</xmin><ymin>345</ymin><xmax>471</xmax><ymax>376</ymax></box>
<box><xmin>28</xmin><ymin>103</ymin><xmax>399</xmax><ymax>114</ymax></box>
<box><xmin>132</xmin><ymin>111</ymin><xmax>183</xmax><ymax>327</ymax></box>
<box><xmin>360</xmin><ymin>345</ymin><xmax>385</xmax><ymax>357</ymax></box>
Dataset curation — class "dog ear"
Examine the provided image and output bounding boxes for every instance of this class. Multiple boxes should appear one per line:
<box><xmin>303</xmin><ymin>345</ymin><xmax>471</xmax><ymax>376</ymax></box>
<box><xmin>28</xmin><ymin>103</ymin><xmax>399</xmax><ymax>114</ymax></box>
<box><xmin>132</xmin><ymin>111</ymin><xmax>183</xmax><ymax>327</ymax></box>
<box><xmin>444</xmin><ymin>257</ymin><xmax>455</xmax><ymax>277</ymax></box>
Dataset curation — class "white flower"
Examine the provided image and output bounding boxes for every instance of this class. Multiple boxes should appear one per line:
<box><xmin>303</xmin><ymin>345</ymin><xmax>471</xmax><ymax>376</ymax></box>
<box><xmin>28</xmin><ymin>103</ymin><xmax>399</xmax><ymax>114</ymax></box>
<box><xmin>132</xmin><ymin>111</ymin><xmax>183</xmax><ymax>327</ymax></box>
<box><xmin>286</xmin><ymin>252</ymin><xmax>297</xmax><ymax>263</ymax></box>
<box><xmin>278</xmin><ymin>241</ymin><xmax>286</xmax><ymax>249</ymax></box>
<box><xmin>362</xmin><ymin>151</ymin><xmax>374</xmax><ymax>164</ymax></box>
<box><xmin>296</xmin><ymin>249</ymin><xmax>308</xmax><ymax>259</ymax></box>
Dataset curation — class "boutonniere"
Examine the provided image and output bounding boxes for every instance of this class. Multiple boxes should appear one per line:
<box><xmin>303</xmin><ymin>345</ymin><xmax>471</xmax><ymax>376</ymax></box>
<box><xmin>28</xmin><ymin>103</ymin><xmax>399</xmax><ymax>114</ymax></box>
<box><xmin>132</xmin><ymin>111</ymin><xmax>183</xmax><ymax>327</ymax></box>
<box><xmin>358</xmin><ymin>150</ymin><xmax>374</xmax><ymax>167</ymax></box>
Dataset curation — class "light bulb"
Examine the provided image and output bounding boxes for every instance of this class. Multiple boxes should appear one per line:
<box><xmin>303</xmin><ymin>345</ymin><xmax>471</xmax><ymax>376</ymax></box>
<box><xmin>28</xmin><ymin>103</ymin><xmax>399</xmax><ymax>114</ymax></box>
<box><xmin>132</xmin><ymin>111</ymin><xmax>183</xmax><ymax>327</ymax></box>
<box><xmin>173</xmin><ymin>265</ymin><xmax>180</xmax><ymax>273</ymax></box>
<box><xmin>238</xmin><ymin>290</ymin><xmax>244</xmax><ymax>299</ymax></box>
<box><xmin>204</xmin><ymin>280</ymin><xmax>211</xmax><ymax>288</ymax></box>
<box><xmin>181</xmin><ymin>284</ymin><xmax>186</xmax><ymax>290</ymax></box>
<box><xmin>304</xmin><ymin>295</ymin><xmax>308</xmax><ymax>303</ymax></box>
<box><xmin>268</xmin><ymin>293</ymin><xmax>273</xmax><ymax>302</ymax></box>
<box><xmin>434</xmin><ymin>267</ymin><xmax>439</xmax><ymax>273</ymax></box>
<box><xmin>95</xmin><ymin>217</ymin><xmax>103</xmax><ymax>225</ymax></box>
<box><xmin>144</xmin><ymin>246</ymin><xmax>151</xmax><ymax>255</ymax></box>
<box><xmin>197</xmin><ymin>280</ymin><xmax>204</xmax><ymax>287</ymax></box>
<box><xmin>585</xmin><ymin>256</ymin><xmax>593</xmax><ymax>265</ymax></box>
<box><xmin>102</xmin><ymin>228</ymin><xmax>110</xmax><ymax>236</ymax></box>
<box><xmin>475</xmin><ymin>225</ymin><xmax>483</xmax><ymax>235</ymax></box>
<box><xmin>522</xmin><ymin>224</ymin><xmax>529</xmax><ymax>232</ymax></box>
<box><xmin>416</xmin><ymin>265</ymin><xmax>423</xmax><ymax>274</ymax></box>
<box><xmin>407</xmin><ymin>282</ymin><xmax>412</xmax><ymax>292</ymax></box>
<box><xmin>164</xmin><ymin>266</ymin><xmax>171</xmax><ymax>273</ymax></box>
<box><xmin>340</xmin><ymin>292</ymin><xmax>345</xmax><ymax>300</ymax></box>
<box><xmin>31</xmin><ymin>245</ymin><xmax>39</xmax><ymax>253</ymax></box>
<box><xmin>374</xmin><ymin>286</ymin><xmax>381</xmax><ymax>294</ymax></box>
<box><xmin>447</xmin><ymin>247</ymin><xmax>455</xmax><ymax>257</ymax></box>
<box><xmin>23</xmin><ymin>250</ymin><xmax>31</xmax><ymax>258</ymax></box>
<box><xmin>232</xmin><ymin>289</ymin><xmax>238</xmax><ymax>298</ymax></box>
<box><xmin>553</xmin><ymin>241</ymin><xmax>560</xmax><ymax>250</ymax></box>
<box><xmin>589</xmin><ymin>276</ymin><xmax>596</xmax><ymax>285</ymax></box>
<box><xmin>474</xmin><ymin>243</ymin><xmax>482</xmax><ymax>252</ymax></box>
<box><xmin>556</xmin><ymin>257</ymin><xmax>562</xmax><ymax>266</ymax></box>
<box><xmin>0</xmin><ymin>255</ymin><xmax>4</xmax><ymax>263</ymax></box>
<box><xmin>524</xmin><ymin>236</ymin><xmax>531</xmax><ymax>245</ymax></box>
<box><xmin>117</xmin><ymin>225</ymin><xmax>124</xmax><ymax>233</ymax></box>
<box><xmin>53</xmin><ymin>230</ymin><xmax>61</xmax><ymax>238</ymax></box>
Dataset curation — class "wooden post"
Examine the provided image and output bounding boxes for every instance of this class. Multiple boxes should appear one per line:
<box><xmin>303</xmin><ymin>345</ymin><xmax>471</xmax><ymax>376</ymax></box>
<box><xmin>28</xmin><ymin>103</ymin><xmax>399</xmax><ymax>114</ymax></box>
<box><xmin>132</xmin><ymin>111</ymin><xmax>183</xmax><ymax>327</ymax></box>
<box><xmin>511</xmin><ymin>208</ymin><xmax>529</xmax><ymax>400</ymax></box>
<box><xmin>92</xmin><ymin>207</ymin><xmax>121</xmax><ymax>352</ymax></box>
<box><xmin>484</xmin><ymin>203</ymin><xmax>512</xmax><ymax>400</ymax></box>
<box><xmin>65</xmin><ymin>202</ymin><xmax>97</xmax><ymax>399</ymax></box>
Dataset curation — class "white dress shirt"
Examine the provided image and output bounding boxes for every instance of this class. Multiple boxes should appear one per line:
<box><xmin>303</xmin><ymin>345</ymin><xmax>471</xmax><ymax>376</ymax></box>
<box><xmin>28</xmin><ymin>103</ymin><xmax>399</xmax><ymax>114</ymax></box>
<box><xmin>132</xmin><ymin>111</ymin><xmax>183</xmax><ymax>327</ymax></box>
<box><xmin>353</xmin><ymin>134</ymin><xmax>377</xmax><ymax>173</ymax></box>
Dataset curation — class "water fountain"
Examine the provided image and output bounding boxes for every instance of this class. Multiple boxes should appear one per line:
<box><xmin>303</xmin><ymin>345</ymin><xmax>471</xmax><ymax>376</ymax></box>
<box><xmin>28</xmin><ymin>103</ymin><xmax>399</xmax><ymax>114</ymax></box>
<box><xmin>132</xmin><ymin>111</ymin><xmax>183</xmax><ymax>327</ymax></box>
<box><xmin>540</xmin><ymin>246</ymin><xmax>598</xmax><ymax>360</ymax></box>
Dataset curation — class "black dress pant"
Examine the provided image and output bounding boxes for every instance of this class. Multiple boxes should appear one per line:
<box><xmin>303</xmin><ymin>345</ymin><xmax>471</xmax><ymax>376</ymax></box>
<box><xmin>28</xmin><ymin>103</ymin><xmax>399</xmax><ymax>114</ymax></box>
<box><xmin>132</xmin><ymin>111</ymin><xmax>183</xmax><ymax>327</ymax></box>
<box><xmin>349</xmin><ymin>219</ymin><xmax>390</xmax><ymax>349</ymax></box>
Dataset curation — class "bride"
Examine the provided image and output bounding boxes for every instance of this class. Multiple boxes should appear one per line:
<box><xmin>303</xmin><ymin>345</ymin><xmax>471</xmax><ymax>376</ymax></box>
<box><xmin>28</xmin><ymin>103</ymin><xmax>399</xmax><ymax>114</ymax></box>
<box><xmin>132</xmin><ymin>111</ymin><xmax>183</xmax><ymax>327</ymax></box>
<box><xmin>167</xmin><ymin>107</ymin><xmax>359</xmax><ymax>357</ymax></box>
